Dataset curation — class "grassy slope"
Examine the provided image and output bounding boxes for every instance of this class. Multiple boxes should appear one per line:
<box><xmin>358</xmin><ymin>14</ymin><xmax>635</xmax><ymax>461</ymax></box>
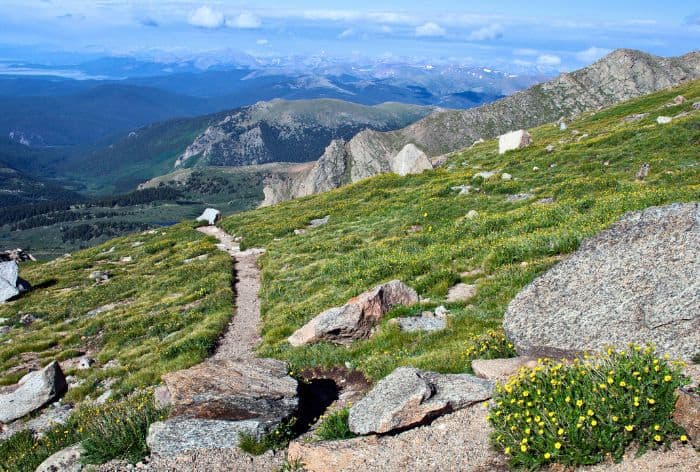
<box><xmin>221</xmin><ymin>80</ymin><xmax>700</xmax><ymax>380</ymax></box>
<box><xmin>0</xmin><ymin>223</ymin><xmax>232</xmax><ymax>402</ymax></box>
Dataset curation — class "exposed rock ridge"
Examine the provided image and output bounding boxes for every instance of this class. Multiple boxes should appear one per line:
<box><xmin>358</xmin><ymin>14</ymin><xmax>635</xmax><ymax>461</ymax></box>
<box><xmin>263</xmin><ymin>49</ymin><xmax>700</xmax><ymax>205</ymax></box>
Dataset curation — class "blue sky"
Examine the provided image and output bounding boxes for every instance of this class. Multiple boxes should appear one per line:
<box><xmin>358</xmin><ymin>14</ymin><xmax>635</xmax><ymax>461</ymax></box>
<box><xmin>1</xmin><ymin>1</ymin><xmax>699</xmax><ymax>71</ymax></box>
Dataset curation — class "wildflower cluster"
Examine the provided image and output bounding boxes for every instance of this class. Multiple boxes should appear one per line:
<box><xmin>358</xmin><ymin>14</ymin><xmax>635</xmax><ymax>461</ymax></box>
<box><xmin>488</xmin><ymin>345</ymin><xmax>689</xmax><ymax>470</ymax></box>
<box><xmin>463</xmin><ymin>329</ymin><xmax>517</xmax><ymax>362</ymax></box>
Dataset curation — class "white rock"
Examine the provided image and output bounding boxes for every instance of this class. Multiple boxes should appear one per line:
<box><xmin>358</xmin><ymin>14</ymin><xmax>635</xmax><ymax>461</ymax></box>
<box><xmin>196</xmin><ymin>208</ymin><xmax>221</xmax><ymax>226</ymax></box>
<box><xmin>656</xmin><ymin>116</ymin><xmax>672</xmax><ymax>124</ymax></box>
<box><xmin>390</xmin><ymin>143</ymin><xmax>433</xmax><ymax>176</ymax></box>
<box><xmin>559</xmin><ymin>122</ymin><xmax>567</xmax><ymax>131</ymax></box>
<box><xmin>501</xmin><ymin>173</ymin><xmax>512</xmax><ymax>181</ymax></box>
<box><xmin>466</xmin><ymin>210</ymin><xmax>479</xmax><ymax>219</ymax></box>
<box><xmin>473</xmin><ymin>171</ymin><xmax>496</xmax><ymax>180</ymax></box>
<box><xmin>498</xmin><ymin>130</ymin><xmax>532</xmax><ymax>154</ymax></box>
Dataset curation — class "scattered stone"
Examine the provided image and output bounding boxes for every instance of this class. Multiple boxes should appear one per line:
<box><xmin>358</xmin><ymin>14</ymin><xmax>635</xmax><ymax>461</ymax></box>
<box><xmin>0</xmin><ymin>402</ymin><xmax>73</xmax><ymax>441</ymax></box>
<box><xmin>559</xmin><ymin>122</ymin><xmax>567</xmax><ymax>131</ymax></box>
<box><xmin>119</xmin><ymin>256</ymin><xmax>132</xmax><ymax>263</ymax></box>
<box><xmin>473</xmin><ymin>171</ymin><xmax>497</xmax><ymax>180</ymax></box>
<box><xmin>163</xmin><ymin>358</ymin><xmax>298</xmax><ymax>423</ymax></box>
<box><xmin>635</xmin><ymin>163</ymin><xmax>650</xmax><ymax>181</ymax></box>
<box><xmin>0</xmin><ymin>248</ymin><xmax>36</xmax><ymax>263</ymax></box>
<box><xmin>506</xmin><ymin>193</ymin><xmax>534</xmax><ymax>202</ymax></box>
<box><xmin>466</xmin><ymin>210</ymin><xmax>479</xmax><ymax>219</ymax></box>
<box><xmin>94</xmin><ymin>390</ymin><xmax>112</xmax><ymax>404</ymax></box>
<box><xmin>183</xmin><ymin>254</ymin><xmax>208</xmax><ymax>264</ymax></box>
<box><xmin>501</xmin><ymin>173</ymin><xmax>512</xmax><ymax>181</ymax></box>
<box><xmin>19</xmin><ymin>312</ymin><xmax>36</xmax><ymax>325</ymax></box>
<box><xmin>446</xmin><ymin>283</ymin><xmax>477</xmax><ymax>303</ymax></box>
<box><xmin>674</xmin><ymin>111</ymin><xmax>690</xmax><ymax>120</ymax></box>
<box><xmin>450</xmin><ymin>185</ymin><xmax>473</xmax><ymax>195</ymax></box>
<box><xmin>148</xmin><ymin>417</ymin><xmax>268</xmax><ymax>457</ymax></box>
<box><xmin>348</xmin><ymin>367</ymin><xmax>493</xmax><ymax>434</ymax></box>
<box><xmin>693</xmin><ymin>102</ymin><xmax>700</xmax><ymax>110</ymax></box>
<box><xmin>35</xmin><ymin>444</ymin><xmax>84</xmax><ymax>472</ymax></box>
<box><xmin>498</xmin><ymin>130</ymin><xmax>532</xmax><ymax>154</ymax></box>
<box><xmin>434</xmin><ymin>305</ymin><xmax>449</xmax><ymax>318</ymax></box>
<box><xmin>154</xmin><ymin>385</ymin><xmax>171</xmax><ymax>409</ymax></box>
<box><xmin>407</xmin><ymin>225</ymin><xmax>422</xmax><ymax>233</ymax></box>
<box><xmin>503</xmin><ymin>203</ymin><xmax>700</xmax><ymax>360</ymax></box>
<box><xmin>549</xmin><ymin>163</ymin><xmax>557</xmax><ymax>168</ymax></box>
<box><xmin>471</xmin><ymin>357</ymin><xmax>537</xmax><ymax>383</ymax></box>
<box><xmin>196</xmin><ymin>208</ymin><xmax>222</xmax><ymax>226</ymax></box>
<box><xmin>308</xmin><ymin>216</ymin><xmax>330</xmax><ymax>228</ymax></box>
<box><xmin>623</xmin><ymin>113</ymin><xmax>649</xmax><ymax>123</ymax></box>
<box><xmin>535</xmin><ymin>197</ymin><xmax>555</xmax><ymax>205</ymax></box>
<box><xmin>0</xmin><ymin>361</ymin><xmax>67</xmax><ymax>423</ymax></box>
<box><xmin>390</xmin><ymin>143</ymin><xmax>433</xmax><ymax>176</ymax></box>
<box><xmin>603</xmin><ymin>160</ymin><xmax>610</xmax><ymax>166</ymax></box>
<box><xmin>460</xmin><ymin>268</ymin><xmax>483</xmax><ymax>278</ymax></box>
<box><xmin>88</xmin><ymin>270</ymin><xmax>109</xmax><ymax>282</ymax></box>
<box><xmin>533</xmin><ymin>165</ymin><xmax>541</xmax><ymax>171</ymax></box>
<box><xmin>288</xmin><ymin>280</ymin><xmax>419</xmax><ymax>346</ymax></box>
<box><xmin>0</xmin><ymin>317</ymin><xmax>7</xmax><ymax>324</ymax></box>
<box><xmin>545</xmin><ymin>144</ymin><xmax>555</xmax><ymax>153</ymax></box>
<box><xmin>131</xmin><ymin>241</ymin><xmax>144</xmax><ymax>248</ymax></box>
<box><xmin>78</xmin><ymin>357</ymin><xmax>95</xmax><ymax>370</ymax></box>
<box><xmin>0</xmin><ymin>261</ymin><xmax>20</xmax><ymax>302</ymax></box>
<box><xmin>672</xmin><ymin>95</ymin><xmax>686</xmax><ymax>105</ymax></box>
<box><xmin>470</xmin><ymin>138</ymin><xmax>485</xmax><ymax>148</ymax></box>
<box><xmin>87</xmin><ymin>302</ymin><xmax>118</xmax><ymax>317</ymax></box>
<box><xmin>390</xmin><ymin>316</ymin><xmax>446</xmax><ymax>333</ymax></box>
<box><xmin>576</xmin><ymin>133</ymin><xmax>590</xmax><ymax>141</ymax></box>
<box><xmin>293</xmin><ymin>228</ymin><xmax>306</xmax><ymax>235</ymax></box>
<box><xmin>657</xmin><ymin>116</ymin><xmax>672</xmax><ymax>124</ymax></box>
<box><xmin>673</xmin><ymin>388</ymin><xmax>699</xmax><ymax>447</ymax></box>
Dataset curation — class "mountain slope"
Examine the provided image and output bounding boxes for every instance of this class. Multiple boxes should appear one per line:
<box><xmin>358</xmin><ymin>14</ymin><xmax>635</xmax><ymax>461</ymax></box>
<box><xmin>174</xmin><ymin>99</ymin><xmax>434</xmax><ymax>168</ymax></box>
<box><xmin>265</xmin><ymin>49</ymin><xmax>700</xmax><ymax>204</ymax></box>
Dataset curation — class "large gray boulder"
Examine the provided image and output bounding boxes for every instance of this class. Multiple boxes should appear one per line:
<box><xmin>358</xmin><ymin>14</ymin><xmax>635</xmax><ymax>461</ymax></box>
<box><xmin>390</xmin><ymin>143</ymin><xmax>433</xmax><ymax>176</ymax></box>
<box><xmin>348</xmin><ymin>367</ymin><xmax>493</xmax><ymax>435</ymax></box>
<box><xmin>504</xmin><ymin>203</ymin><xmax>699</xmax><ymax>360</ymax></box>
<box><xmin>196</xmin><ymin>208</ymin><xmax>221</xmax><ymax>226</ymax></box>
<box><xmin>0</xmin><ymin>361</ymin><xmax>67</xmax><ymax>423</ymax></box>
<box><xmin>147</xmin><ymin>417</ymin><xmax>268</xmax><ymax>457</ymax></box>
<box><xmin>498</xmin><ymin>130</ymin><xmax>532</xmax><ymax>154</ymax></box>
<box><xmin>35</xmin><ymin>444</ymin><xmax>83</xmax><ymax>472</ymax></box>
<box><xmin>0</xmin><ymin>261</ymin><xmax>20</xmax><ymax>302</ymax></box>
<box><xmin>288</xmin><ymin>280</ymin><xmax>419</xmax><ymax>346</ymax></box>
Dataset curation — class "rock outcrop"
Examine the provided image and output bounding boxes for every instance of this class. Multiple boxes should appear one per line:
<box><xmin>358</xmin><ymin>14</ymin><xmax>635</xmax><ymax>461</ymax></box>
<box><xmin>348</xmin><ymin>367</ymin><xmax>493</xmax><ymax>435</ymax></box>
<box><xmin>389</xmin><ymin>143</ymin><xmax>433</xmax><ymax>176</ymax></box>
<box><xmin>288</xmin><ymin>280</ymin><xmax>419</xmax><ymax>346</ymax></box>
<box><xmin>0</xmin><ymin>261</ymin><xmax>21</xmax><ymax>302</ymax></box>
<box><xmin>0</xmin><ymin>361</ymin><xmax>67</xmax><ymax>423</ymax></box>
<box><xmin>264</xmin><ymin>49</ymin><xmax>700</xmax><ymax>205</ymax></box>
<box><xmin>35</xmin><ymin>444</ymin><xmax>83</xmax><ymax>472</ymax></box>
<box><xmin>503</xmin><ymin>202</ymin><xmax>699</xmax><ymax>360</ymax></box>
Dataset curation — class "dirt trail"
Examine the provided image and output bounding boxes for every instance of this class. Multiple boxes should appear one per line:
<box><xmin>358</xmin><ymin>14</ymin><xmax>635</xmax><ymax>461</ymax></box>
<box><xmin>197</xmin><ymin>226</ymin><xmax>264</xmax><ymax>360</ymax></box>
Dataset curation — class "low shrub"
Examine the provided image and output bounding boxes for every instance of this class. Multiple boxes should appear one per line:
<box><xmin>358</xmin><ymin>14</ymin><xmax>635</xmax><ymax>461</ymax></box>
<box><xmin>315</xmin><ymin>408</ymin><xmax>357</xmax><ymax>441</ymax></box>
<box><xmin>463</xmin><ymin>329</ymin><xmax>518</xmax><ymax>364</ymax></box>
<box><xmin>488</xmin><ymin>345</ymin><xmax>689</xmax><ymax>470</ymax></box>
<box><xmin>239</xmin><ymin>418</ymin><xmax>297</xmax><ymax>455</ymax></box>
<box><xmin>78</xmin><ymin>390</ymin><xmax>168</xmax><ymax>464</ymax></box>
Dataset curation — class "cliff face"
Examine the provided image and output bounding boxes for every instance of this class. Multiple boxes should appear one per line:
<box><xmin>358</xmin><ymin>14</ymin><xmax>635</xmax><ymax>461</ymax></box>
<box><xmin>263</xmin><ymin>49</ymin><xmax>700</xmax><ymax>206</ymax></box>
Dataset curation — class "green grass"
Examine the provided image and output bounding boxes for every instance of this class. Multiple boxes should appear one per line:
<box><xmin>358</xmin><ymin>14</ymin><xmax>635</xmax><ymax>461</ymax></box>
<box><xmin>0</xmin><ymin>222</ymin><xmax>232</xmax><ymax>402</ymax></box>
<box><xmin>0</xmin><ymin>391</ymin><xmax>167</xmax><ymax>472</ymax></box>
<box><xmin>238</xmin><ymin>418</ymin><xmax>298</xmax><ymax>455</ymax></box>
<box><xmin>219</xmin><ymin>80</ymin><xmax>700</xmax><ymax>381</ymax></box>
<box><xmin>315</xmin><ymin>408</ymin><xmax>357</xmax><ymax>441</ymax></box>
<box><xmin>488</xmin><ymin>346</ymin><xmax>689</xmax><ymax>470</ymax></box>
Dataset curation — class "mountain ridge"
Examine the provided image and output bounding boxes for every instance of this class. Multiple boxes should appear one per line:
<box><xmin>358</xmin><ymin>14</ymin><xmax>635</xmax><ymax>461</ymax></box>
<box><xmin>263</xmin><ymin>48</ymin><xmax>700</xmax><ymax>205</ymax></box>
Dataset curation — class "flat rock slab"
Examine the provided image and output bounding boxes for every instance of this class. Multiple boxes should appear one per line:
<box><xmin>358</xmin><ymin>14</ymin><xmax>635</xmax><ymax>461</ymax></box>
<box><xmin>348</xmin><ymin>367</ymin><xmax>493</xmax><ymax>435</ymax></box>
<box><xmin>446</xmin><ymin>283</ymin><xmax>477</xmax><ymax>303</ymax></box>
<box><xmin>0</xmin><ymin>361</ymin><xmax>67</xmax><ymax>423</ymax></box>
<box><xmin>196</xmin><ymin>208</ymin><xmax>221</xmax><ymax>226</ymax></box>
<box><xmin>390</xmin><ymin>316</ymin><xmax>445</xmax><ymax>333</ymax></box>
<box><xmin>0</xmin><ymin>261</ymin><xmax>19</xmax><ymax>302</ymax></box>
<box><xmin>36</xmin><ymin>444</ymin><xmax>83</xmax><ymax>472</ymax></box>
<box><xmin>471</xmin><ymin>357</ymin><xmax>537</xmax><ymax>383</ymax></box>
<box><xmin>147</xmin><ymin>417</ymin><xmax>267</xmax><ymax>457</ymax></box>
<box><xmin>504</xmin><ymin>203</ymin><xmax>700</xmax><ymax>360</ymax></box>
<box><xmin>289</xmin><ymin>404</ymin><xmax>507</xmax><ymax>472</ymax></box>
<box><xmin>163</xmin><ymin>358</ymin><xmax>298</xmax><ymax>422</ymax></box>
<box><xmin>288</xmin><ymin>280</ymin><xmax>419</xmax><ymax>346</ymax></box>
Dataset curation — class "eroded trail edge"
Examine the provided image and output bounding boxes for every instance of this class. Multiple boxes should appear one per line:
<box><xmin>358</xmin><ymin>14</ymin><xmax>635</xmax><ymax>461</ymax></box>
<box><xmin>197</xmin><ymin>225</ymin><xmax>264</xmax><ymax>360</ymax></box>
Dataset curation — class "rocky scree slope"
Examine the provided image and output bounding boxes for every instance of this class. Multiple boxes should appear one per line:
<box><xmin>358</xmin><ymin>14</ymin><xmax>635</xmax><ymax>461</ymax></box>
<box><xmin>174</xmin><ymin>99</ymin><xmax>433</xmax><ymax>168</ymax></box>
<box><xmin>265</xmin><ymin>49</ymin><xmax>700</xmax><ymax>204</ymax></box>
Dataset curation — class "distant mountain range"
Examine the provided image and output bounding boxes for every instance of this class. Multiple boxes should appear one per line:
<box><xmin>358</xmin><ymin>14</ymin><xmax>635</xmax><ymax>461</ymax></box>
<box><xmin>263</xmin><ymin>49</ymin><xmax>700</xmax><ymax>204</ymax></box>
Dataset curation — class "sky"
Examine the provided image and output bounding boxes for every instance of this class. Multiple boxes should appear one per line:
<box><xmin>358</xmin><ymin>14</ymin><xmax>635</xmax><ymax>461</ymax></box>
<box><xmin>0</xmin><ymin>1</ymin><xmax>699</xmax><ymax>72</ymax></box>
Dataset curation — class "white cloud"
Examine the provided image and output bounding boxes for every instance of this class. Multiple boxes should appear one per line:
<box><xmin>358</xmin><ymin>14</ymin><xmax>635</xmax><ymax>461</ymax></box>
<box><xmin>575</xmin><ymin>46</ymin><xmax>611</xmax><ymax>63</ymax></box>
<box><xmin>226</xmin><ymin>12</ymin><xmax>261</xmax><ymax>29</ymax></box>
<box><xmin>256</xmin><ymin>38</ymin><xmax>269</xmax><ymax>45</ymax></box>
<box><xmin>338</xmin><ymin>28</ymin><xmax>355</xmax><ymax>39</ymax></box>
<box><xmin>188</xmin><ymin>6</ymin><xmax>224</xmax><ymax>29</ymax></box>
<box><xmin>537</xmin><ymin>54</ymin><xmax>561</xmax><ymax>66</ymax></box>
<box><xmin>415</xmin><ymin>22</ymin><xmax>446</xmax><ymax>37</ymax></box>
<box><xmin>467</xmin><ymin>23</ymin><xmax>503</xmax><ymax>41</ymax></box>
